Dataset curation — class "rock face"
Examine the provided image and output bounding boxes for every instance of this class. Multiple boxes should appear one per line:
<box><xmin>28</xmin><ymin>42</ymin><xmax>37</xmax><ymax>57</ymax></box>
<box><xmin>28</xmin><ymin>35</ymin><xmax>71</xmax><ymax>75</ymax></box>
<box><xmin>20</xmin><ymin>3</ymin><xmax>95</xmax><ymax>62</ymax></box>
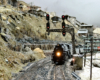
<box><xmin>0</xmin><ymin>0</ymin><xmax>17</xmax><ymax>6</ymax></box>
<box><xmin>0</xmin><ymin>5</ymin><xmax>82</xmax><ymax>45</ymax></box>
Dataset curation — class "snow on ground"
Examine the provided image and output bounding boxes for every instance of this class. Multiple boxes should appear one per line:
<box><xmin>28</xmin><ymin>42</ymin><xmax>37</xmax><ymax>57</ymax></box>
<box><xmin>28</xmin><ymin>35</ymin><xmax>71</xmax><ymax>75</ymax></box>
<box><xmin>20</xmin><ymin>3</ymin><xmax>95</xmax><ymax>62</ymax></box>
<box><xmin>76</xmin><ymin>53</ymin><xmax>100</xmax><ymax>80</ymax></box>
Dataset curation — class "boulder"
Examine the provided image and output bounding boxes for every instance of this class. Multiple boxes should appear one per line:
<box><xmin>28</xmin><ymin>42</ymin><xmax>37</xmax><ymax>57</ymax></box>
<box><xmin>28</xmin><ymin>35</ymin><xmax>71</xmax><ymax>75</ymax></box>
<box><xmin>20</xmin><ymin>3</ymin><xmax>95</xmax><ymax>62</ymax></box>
<box><xmin>21</xmin><ymin>47</ymin><xmax>36</xmax><ymax>63</ymax></box>
<box><xmin>22</xmin><ymin>47</ymin><xmax>33</xmax><ymax>54</ymax></box>
<box><xmin>92</xmin><ymin>53</ymin><xmax>100</xmax><ymax>68</ymax></box>
<box><xmin>33</xmin><ymin>48</ymin><xmax>46</xmax><ymax>60</ymax></box>
<box><xmin>2</xmin><ymin>15</ymin><xmax>7</xmax><ymax>20</ymax></box>
<box><xmin>23</xmin><ymin>47</ymin><xmax>31</xmax><ymax>52</ymax></box>
<box><xmin>11</xmin><ymin>73</ymin><xmax>18</xmax><ymax>78</ymax></box>
<box><xmin>0</xmin><ymin>33</ymin><xmax>8</xmax><ymax>42</ymax></box>
<box><xmin>16</xmin><ymin>27</ymin><xmax>20</xmax><ymax>30</ymax></box>
<box><xmin>0</xmin><ymin>33</ymin><xmax>11</xmax><ymax>42</ymax></box>
<box><xmin>93</xmin><ymin>61</ymin><xmax>100</xmax><ymax>68</ymax></box>
<box><xmin>21</xmin><ymin>53</ymin><xmax>35</xmax><ymax>64</ymax></box>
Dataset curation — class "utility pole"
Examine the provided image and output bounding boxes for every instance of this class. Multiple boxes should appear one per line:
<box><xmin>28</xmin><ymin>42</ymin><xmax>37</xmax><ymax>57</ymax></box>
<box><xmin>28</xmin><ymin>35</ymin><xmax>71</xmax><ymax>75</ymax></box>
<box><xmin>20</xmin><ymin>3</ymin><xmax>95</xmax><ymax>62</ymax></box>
<box><xmin>31</xmin><ymin>2</ymin><xmax>33</xmax><ymax>6</ymax></box>
<box><xmin>30</xmin><ymin>2</ymin><xmax>33</xmax><ymax>14</ymax></box>
<box><xmin>90</xmin><ymin>38</ymin><xmax>93</xmax><ymax>80</ymax></box>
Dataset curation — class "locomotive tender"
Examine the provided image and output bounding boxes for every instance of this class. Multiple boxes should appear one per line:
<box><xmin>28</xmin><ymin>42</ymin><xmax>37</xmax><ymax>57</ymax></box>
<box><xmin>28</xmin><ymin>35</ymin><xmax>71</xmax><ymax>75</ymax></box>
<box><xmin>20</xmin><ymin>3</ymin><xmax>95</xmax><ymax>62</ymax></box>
<box><xmin>52</xmin><ymin>43</ymin><xmax>72</xmax><ymax>65</ymax></box>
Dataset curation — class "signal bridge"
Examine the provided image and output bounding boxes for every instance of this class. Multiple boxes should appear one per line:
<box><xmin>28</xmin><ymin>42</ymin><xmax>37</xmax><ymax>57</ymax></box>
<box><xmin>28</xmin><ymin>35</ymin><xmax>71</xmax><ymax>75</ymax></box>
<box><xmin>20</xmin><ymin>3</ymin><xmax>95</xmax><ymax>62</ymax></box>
<box><xmin>46</xmin><ymin>27</ymin><xmax>74</xmax><ymax>32</ymax></box>
<box><xmin>46</xmin><ymin>14</ymin><xmax>76</xmax><ymax>55</ymax></box>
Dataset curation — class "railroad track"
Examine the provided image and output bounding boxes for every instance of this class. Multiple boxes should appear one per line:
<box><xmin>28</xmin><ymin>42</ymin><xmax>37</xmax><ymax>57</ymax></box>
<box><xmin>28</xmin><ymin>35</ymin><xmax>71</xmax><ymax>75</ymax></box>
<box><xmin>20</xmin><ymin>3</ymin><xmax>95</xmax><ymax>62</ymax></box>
<box><xmin>13</xmin><ymin>57</ymin><xmax>51</xmax><ymax>80</ymax></box>
<box><xmin>13</xmin><ymin>57</ymin><xmax>75</xmax><ymax>80</ymax></box>
<box><xmin>54</xmin><ymin>65</ymin><xmax>66</xmax><ymax>80</ymax></box>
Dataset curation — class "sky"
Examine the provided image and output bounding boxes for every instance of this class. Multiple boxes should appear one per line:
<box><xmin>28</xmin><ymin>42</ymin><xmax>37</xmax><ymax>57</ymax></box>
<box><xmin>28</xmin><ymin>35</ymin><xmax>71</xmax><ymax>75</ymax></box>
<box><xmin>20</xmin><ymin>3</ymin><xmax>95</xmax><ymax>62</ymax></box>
<box><xmin>22</xmin><ymin>0</ymin><xmax>100</xmax><ymax>27</ymax></box>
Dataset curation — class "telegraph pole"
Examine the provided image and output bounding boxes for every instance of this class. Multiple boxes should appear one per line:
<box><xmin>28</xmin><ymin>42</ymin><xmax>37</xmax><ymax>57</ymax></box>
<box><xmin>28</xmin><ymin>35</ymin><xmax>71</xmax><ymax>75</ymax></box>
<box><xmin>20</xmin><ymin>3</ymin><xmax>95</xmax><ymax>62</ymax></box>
<box><xmin>31</xmin><ymin>2</ymin><xmax>32</xmax><ymax>6</ymax></box>
<box><xmin>30</xmin><ymin>2</ymin><xmax>33</xmax><ymax>14</ymax></box>
<box><xmin>90</xmin><ymin>38</ymin><xmax>93</xmax><ymax>80</ymax></box>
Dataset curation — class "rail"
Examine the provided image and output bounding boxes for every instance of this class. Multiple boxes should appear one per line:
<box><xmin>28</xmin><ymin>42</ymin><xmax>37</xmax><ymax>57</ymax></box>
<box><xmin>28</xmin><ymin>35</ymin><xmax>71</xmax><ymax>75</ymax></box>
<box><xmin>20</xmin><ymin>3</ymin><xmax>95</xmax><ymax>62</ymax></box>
<box><xmin>60</xmin><ymin>66</ymin><xmax>66</xmax><ymax>80</ymax></box>
<box><xmin>54</xmin><ymin>65</ymin><xmax>66</xmax><ymax>80</ymax></box>
<box><xmin>72</xmin><ymin>72</ymin><xmax>81</xmax><ymax>80</ymax></box>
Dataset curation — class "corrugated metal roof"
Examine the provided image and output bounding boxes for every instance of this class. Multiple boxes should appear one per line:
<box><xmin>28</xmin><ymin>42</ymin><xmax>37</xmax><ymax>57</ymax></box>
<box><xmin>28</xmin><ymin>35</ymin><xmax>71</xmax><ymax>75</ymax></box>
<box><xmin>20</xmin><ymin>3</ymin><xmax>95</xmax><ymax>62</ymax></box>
<box><xmin>81</xmin><ymin>24</ymin><xmax>93</xmax><ymax>27</ymax></box>
<box><xmin>69</xmin><ymin>16</ymin><xmax>76</xmax><ymax>18</ymax></box>
<box><xmin>78</xmin><ymin>29</ymin><xmax>88</xmax><ymax>33</ymax></box>
<box><xmin>30</xmin><ymin>5</ymin><xmax>41</xmax><ymax>8</ymax></box>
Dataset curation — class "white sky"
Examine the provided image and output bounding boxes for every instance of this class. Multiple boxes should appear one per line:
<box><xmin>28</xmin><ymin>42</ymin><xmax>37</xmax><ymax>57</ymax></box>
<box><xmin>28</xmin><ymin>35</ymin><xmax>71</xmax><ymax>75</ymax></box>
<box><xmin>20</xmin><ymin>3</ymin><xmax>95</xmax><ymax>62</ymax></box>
<box><xmin>22</xmin><ymin>0</ymin><xmax>100</xmax><ymax>26</ymax></box>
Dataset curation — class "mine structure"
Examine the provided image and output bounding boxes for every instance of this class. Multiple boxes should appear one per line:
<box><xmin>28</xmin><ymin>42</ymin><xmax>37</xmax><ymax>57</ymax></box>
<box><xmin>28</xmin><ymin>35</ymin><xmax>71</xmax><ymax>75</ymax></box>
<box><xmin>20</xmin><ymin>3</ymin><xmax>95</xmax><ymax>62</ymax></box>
<box><xmin>80</xmin><ymin>25</ymin><xmax>93</xmax><ymax>37</ymax></box>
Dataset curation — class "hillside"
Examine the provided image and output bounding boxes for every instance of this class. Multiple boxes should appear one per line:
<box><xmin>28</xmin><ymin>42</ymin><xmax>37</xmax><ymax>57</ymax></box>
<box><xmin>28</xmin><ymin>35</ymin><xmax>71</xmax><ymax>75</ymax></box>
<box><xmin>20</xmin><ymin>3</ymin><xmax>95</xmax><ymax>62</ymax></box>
<box><xmin>0</xmin><ymin>5</ymin><xmax>82</xmax><ymax>43</ymax></box>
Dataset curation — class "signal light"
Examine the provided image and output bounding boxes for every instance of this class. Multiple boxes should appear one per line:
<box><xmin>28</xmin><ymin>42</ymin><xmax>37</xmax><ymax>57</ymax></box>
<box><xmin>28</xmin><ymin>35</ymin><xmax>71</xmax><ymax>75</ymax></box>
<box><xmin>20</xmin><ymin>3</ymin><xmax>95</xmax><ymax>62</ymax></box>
<box><xmin>65</xmin><ymin>15</ymin><xmax>68</xmax><ymax>20</ymax></box>
<box><xmin>62</xmin><ymin>22</ymin><xmax>65</xmax><ymax>29</ymax></box>
<box><xmin>62</xmin><ymin>30</ymin><xmax>66</xmax><ymax>36</ymax></box>
<box><xmin>97</xmin><ymin>46</ymin><xmax>100</xmax><ymax>51</ymax></box>
<box><xmin>72</xmin><ymin>58</ymin><xmax>75</xmax><ymax>62</ymax></box>
<box><xmin>46</xmin><ymin>14</ymin><xmax>50</xmax><ymax>20</ymax></box>
<box><xmin>46</xmin><ymin>22</ymin><xmax>50</xmax><ymax>30</ymax></box>
<box><xmin>62</xmin><ymin>15</ymin><xmax>65</xmax><ymax>20</ymax></box>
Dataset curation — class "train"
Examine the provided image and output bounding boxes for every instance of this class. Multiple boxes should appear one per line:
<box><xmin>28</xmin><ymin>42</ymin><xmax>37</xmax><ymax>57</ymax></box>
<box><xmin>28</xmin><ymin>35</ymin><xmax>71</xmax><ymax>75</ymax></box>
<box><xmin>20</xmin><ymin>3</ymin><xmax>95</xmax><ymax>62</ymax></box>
<box><xmin>51</xmin><ymin>43</ymin><xmax>72</xmax><ymax>65</ymax></box>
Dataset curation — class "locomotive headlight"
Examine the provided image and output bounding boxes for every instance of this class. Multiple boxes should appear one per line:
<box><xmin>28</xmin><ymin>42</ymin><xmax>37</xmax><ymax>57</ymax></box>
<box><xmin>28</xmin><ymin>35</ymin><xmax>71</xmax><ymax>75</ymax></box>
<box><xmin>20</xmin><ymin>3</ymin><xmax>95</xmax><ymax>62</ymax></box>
<box><xmin>56</xmin><ymin>52</ymin><xmax>61</xmax><ymax>57</ymax></box>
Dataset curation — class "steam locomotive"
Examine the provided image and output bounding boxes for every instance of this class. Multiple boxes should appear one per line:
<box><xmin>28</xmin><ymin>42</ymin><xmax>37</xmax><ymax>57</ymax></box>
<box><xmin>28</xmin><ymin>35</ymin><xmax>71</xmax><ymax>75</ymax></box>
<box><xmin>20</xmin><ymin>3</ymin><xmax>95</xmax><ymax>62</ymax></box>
<box><xmin>52</xmin><ymin>43</ymin><xmax>72</xmax><ymax>65</ymax></box>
